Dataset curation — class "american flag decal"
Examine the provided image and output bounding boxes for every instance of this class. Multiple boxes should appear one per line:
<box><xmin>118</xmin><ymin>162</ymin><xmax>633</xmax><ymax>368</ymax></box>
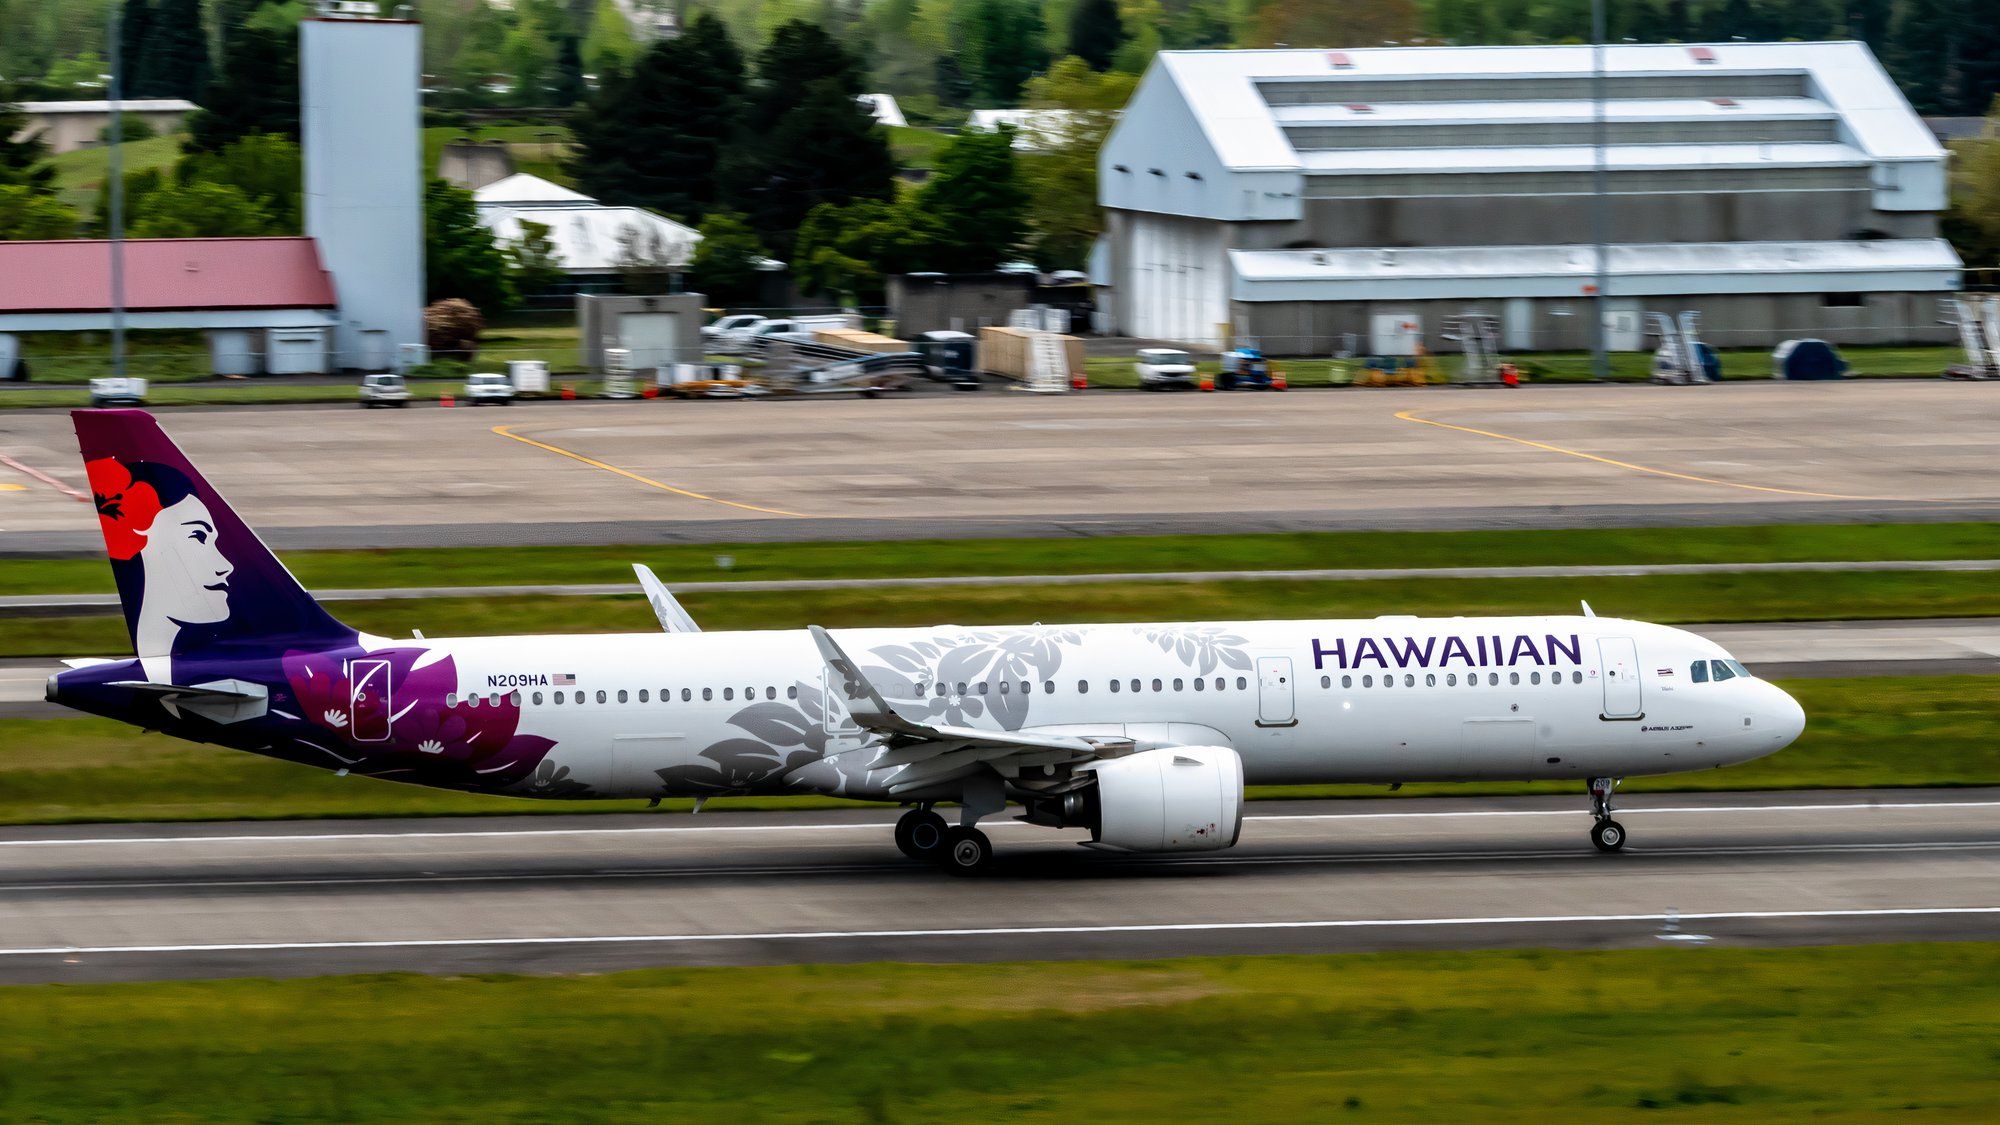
<box><xmin>552</xmin><ymin>673</ymin><xmax>576</xmax><ymax>686</ymax></box>
<box><xmin>1656</xmin><ymin>668</ymin><xmax>1674</xmax><ymax>677</ymax></box>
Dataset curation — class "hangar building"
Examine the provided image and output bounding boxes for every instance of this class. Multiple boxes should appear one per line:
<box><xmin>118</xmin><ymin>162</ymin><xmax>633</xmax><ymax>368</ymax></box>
<box><xmin>1095</xmin><ymin>42</ymin><xmax>1961</xmax><ymax>354</ymax></box>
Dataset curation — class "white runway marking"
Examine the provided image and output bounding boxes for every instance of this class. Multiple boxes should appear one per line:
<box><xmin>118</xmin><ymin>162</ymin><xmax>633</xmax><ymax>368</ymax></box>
<box><xmin>3</xmin><ymin>800</ymin><xmax>1996</xmax><ymax>848</ymax></box>
<box><xmin>4</xmin><ymin>906</ymin><xmax>1997</xmax><ymax>959</ymax></box>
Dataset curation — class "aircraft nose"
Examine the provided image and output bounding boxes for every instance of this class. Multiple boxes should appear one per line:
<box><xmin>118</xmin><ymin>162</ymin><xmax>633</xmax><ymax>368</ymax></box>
<box><xmin>1768</xmin><ymin>683</ymin><xmax>1806</xmax><ymax>746</ymax></box>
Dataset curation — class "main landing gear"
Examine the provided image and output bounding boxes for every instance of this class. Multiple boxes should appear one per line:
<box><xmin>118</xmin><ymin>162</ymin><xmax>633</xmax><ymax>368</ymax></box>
<box><xmin>894</xmin><ymin>806</ymin><xmax>994</xmax><ymax>875</ymax></box>
<box><xmin>1589</xmin><ymin>776</ymin><xmax>1627</xmax><ymax>853</ymax></box>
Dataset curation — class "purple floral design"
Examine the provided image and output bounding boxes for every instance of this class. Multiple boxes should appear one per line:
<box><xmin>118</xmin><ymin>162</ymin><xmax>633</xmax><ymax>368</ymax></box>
<box><xmin>280</xmin><ymin>645</ymin><xmax>562</xmax><ymax>792</ymax></box>
<box><xmin>1138</xmin><ymin>625</ymin><xmax>1252</xmax><ymax>677</ymax></box>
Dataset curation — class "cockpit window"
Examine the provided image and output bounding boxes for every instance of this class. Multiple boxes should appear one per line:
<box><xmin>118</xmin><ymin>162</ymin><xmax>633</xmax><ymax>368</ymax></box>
<box><xmin>1709</xmin><ymin>659</ymin><xmax>1736</xmax><ymax>682</ymax></box>
<box><xmin>1727</xmin><ymin>659</ymin><xmax>1751</xmax><ymax>678</ymax></box>
<box><xmin>1690</xmin><ymin>661</ymin><xmax>1709</xmax><ymax>683</ymax></box>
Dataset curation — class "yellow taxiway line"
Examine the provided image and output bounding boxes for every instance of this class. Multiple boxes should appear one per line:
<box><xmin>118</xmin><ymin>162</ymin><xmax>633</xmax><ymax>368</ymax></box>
<box><xmin>1394</xmin><ymin>409</ymin><xmax>1930</xmax><ymax>503</ymax></box>
<box><xmin>491</xmin><ymin>424</ymin><xmax>813</xmax><ymax>518</ymax></box>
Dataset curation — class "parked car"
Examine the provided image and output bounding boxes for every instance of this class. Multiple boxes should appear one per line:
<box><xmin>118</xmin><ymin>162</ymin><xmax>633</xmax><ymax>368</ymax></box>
<box><xmin>1134</xmin><ymin>348</ymin><xmax>1199</xmax><ymax>390</ymax></box>
<box><xmin>713</xmin><ymin>314</ymin><xmax>863</xmax><ymax>353</ymax></box>
<box><xmin>88</xmin><ymin>377</ymin><xmax>147</xmax><ymax>406</ymax></box>
<box><xmin>700</xmin><ymin>314</ymin><xmax>768</xmax><ymax>347</ymax></box>
<box><xmin>358</xmin><ymin>372</ymin><xmax>411</xmax><ymax>407</ymax></box>
<box><xmin>463</xmin><ymin>372</ymin><xmax>516</xmax><ymax>405</ymax></box>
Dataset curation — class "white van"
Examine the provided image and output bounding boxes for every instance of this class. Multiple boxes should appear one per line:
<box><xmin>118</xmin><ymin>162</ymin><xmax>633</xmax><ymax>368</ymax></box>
<box><xmin>463</xmin><ymin>372</ymin><xmax>516</xmax><ymax>405</ymax></box>
<box><xmin>358</xmin><ymin>372</ymin><xmax>411</xmax><ymax>407</ymax></box>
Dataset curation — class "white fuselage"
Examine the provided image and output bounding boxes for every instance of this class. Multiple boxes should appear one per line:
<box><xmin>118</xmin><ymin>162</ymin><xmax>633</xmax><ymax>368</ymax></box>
<box><xmin>426</xmin><ymin>614</ymin><xmax>1803</xmax><ymax>800</ymax></box>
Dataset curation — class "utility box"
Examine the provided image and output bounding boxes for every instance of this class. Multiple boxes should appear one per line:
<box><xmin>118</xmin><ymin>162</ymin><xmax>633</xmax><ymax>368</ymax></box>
<box><xmin>265</xmin><ymin>327</ymin><xmax>331</xmax><ymax>375</ymax></box>
<box><xmin>1369</xmin><ymin>313</ymin><xmax>1423</xmax><ymax>356</ymax></box>
<box><xmin>576</xmin><ymin>292</ymin><xmax>707</xmax><ymax>373</ymax></box>
<box><xmin>507</xmin><ymin>359</ymin><xmax>550</xmax><ymax>394</ymax></box>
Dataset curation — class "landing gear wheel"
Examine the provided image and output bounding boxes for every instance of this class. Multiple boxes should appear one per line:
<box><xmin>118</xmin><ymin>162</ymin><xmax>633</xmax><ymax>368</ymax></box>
<box><xmin>1591</xmin><ymin>819</ymin><xmax>1627</xmax><ymax>853</ymax></box>
<box><xmin>895</xmin><ymin>809</ymin><xmax>948</xmax><ymax>861</ymax></box>
<box><xmin>937</xmin><ymin>826</ymin><xmax>993</xmax><ymax>876</ymax></box>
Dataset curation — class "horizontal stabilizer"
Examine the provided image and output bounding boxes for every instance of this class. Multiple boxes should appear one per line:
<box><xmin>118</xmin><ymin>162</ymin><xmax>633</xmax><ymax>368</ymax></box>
<box><xmin>107</xmin><ymin>678</ymin><xmax>268</xmax><ymax>724</ymax></box>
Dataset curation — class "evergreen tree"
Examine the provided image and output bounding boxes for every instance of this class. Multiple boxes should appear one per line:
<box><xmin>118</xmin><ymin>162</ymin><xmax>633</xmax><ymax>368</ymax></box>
<box><xmin>719</xmin><ymin>22</ymin><xmax>897</xmax><ymax>252</ymax></box>
<box><xmin>1067</xmin><ymin>0</ymin><xmax>1125</xmax><ymax>72</ymax></box>
<box><xmin>551</xmin><ymin>34</ymin><xmax>587</xmax><ymax>105</ymax></box>
<box><xmin>961</xmin><ymin>0</ymin><xmax>1049</xmax><ymax>104</ymax></box>
<box><xmin>185</xmin><ymin>21</ymin><xmax>298</xmax><ymax>153</ymax></box>
<box><xmin>0</xmin><ymin>84</ymin><xmax>56</xmax><ymax>191</ymax></box>
<box><xmin>117</xmin><ymin>0</ymin><xmax>154</xmax><ymax>96</ymax></box>
<box><xmin>1884</xmin><ymin>0</ymin><xmax>1958</xmax><ymax>113</ymax></box>
<box><xmin>689</xmin><ymin>211</ymin><xmax>770</xmax><ymax>305</ymax></box>
<box><xmin>143</xmin><ymin>0</ymin><xmax>212</xmax><ymax>100</ymax></box>
<box><xmin>571</xmin><ymin>11</ymin><xmax>744</xmax><ymax>220</ymax></box>
<box><xmin>916</xmin><ymin>126</ymin><xmax>1026</xmax><ymax>271</ymax></box>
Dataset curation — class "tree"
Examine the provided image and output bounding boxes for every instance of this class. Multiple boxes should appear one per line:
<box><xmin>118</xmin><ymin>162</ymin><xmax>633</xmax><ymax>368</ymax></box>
<box><xmin>1245</xmin><ymin>0</ymin><xmax>1419</xmax><ymax>50</ymax></box>
<box><xmin>1066</xmin><ymin>0</ymin><xmax>1125</xmax><ymax>71</ymax></box>
<box><xmin>688</xmin><ymin>211</ymin><xmax>769</xmax><ymax>305</ymax></box>
<box><xmin>117</xmin><ymin>0</ymin><xmax>153</xmax><ymax>95</ymax></box>
<box><xmin>185</xmin><ymin>21</ymin><xmax>299</xmax><ymax>152</ymax></box>
<box><xmin>504</xmin><ymin>217</ymin><xmax>565</xmax><ymax>296</ymax></box>
<box><xmin>571</xmin><ymin>11</ymin><xmax>744</xmax><ymax>220</ymax></box>
<box><xmin>140</xmin><ymin>0</ymin><xmax>211</xmax><ymax>100</ymax></box>
<box><xmin>792</xmin><ymin>198</ymin><xmax>945</xmax><ymax>303</ymax></box>
<box><xmin>0</xmin><ymin>85</ymin><xmax>56</xmax><ymax>191</ymax></box>
<box><xmin>1945</xmin><ymin>112</ymin><xmax>2000</xmax><ymax>267</ymax></box>
<box><xmin>582</xmin><ymin>0</ymin><xmax>640</xmax><ymax>78</ymax></box>
<box><xmin>1021</xmin><ymin>56</ymin><xmax>1135</xmax><ymax>269</ymax></box>
<box><xmin>128</xmin><ymin>180</ymin><xmax>274</xmax><ymax>237</ymax></box>
<box><xmin>502</xmin><ymin>1</ymin><xmax>559</xmax><ymax>106</ymax></box>
<box><xmin>720</xmin><ymin>23</ymin><xmax>897</xmax><ymax>251</ymax></box>
<box><xmin>424</xmin><ymin>177</ymin><xmax>516</xmax><ymax>311</ymax></box>
<box><xmin>961</xmin><ymin>0</ymin><xmax>1050</xmax><ymax>104</ymax></box>
<box><xmin>917</xmin><ymin>126</ymin><xmax>1027</xmax><ymax>271</ymax></box>
<box><xmin>178</xmin><ymin>133</ymin><xmax>302</xmax><ymax>231</ymax></box>
<box><xmin>0</xmin><ymin>183</ymin><xmax>79</xmax><ymax>239</ymax></box>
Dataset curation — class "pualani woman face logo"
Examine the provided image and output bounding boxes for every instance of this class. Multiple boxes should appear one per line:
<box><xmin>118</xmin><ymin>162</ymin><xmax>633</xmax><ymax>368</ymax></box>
<box><xmin>89</xmin><ymin>458</ymin><xmax>234</xmax><ymax>642</ymax></box>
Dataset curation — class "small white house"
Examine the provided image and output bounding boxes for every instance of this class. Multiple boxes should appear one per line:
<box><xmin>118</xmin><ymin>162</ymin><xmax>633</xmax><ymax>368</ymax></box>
<box><xmin>11</xmin><ymin>99</ymin><xmax>198</xmax><ymax>153</ymax></box>
<box><xmin>858</xmin><ymin>94</ymin><xmax>908</xmax><ymax>128</ymax></box>
<box><xmin>473</xmin><ymin>173</ymin><xmax>703</xmax><ymax>293</ymax></box>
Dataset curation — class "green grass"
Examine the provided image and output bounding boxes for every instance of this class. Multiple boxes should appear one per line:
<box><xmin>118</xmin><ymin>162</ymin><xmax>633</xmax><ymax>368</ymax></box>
<box><xmin>887</xmin><ymin>124</ymin><xmax>953</xmax><ymax>170</ymax></box>
<box><xmin>3</xmin><ymin>945</ymin><xmax>1998</xmax><ymax>1121</ymax></box>
<box><xmin>4</xmin><ymin>522</ymin><xmax>1993</xmax><ymax>597</ymax></box>
<box><xmin>43</xmin><ymin>132</ymin><xmax>187</xmax><ymax>214</ymax></box>
<box><xmin>4</xmin><ymin>676</ymin><xmax>1993</xmax><ymax>825</ymax></box>
<box><xmin>421</xmin><ymin>123</ymin><xmax>577</xmax><ymax>189</ymax></box>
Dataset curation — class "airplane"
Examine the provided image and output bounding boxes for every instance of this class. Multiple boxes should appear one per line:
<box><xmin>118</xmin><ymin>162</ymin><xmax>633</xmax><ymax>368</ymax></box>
<box><xmin>47</xmin><ymin>409</ymin><xmax>1806</xmax><ymax>875</ymax></box>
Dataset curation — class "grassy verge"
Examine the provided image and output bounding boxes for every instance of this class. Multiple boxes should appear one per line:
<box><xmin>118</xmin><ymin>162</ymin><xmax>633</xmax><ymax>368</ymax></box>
<box><xmin>4</xmin><ymin>945</ymin><xmax>1998</xmax><ymax>1121</ymax></box>
<box><xmin>11</xmin><ymin>570</ymin><xmax>2000</xmax><ymax>659</ymax></box>
<box><xmin>4</xmin><ymin>522</ymin><xmax>1994</xmax><ymax>596</ymax></box>
<box><xmin>4</xmin><ymin>677</ymin><xmax>1992</xmax><ymax>826</ymax></box>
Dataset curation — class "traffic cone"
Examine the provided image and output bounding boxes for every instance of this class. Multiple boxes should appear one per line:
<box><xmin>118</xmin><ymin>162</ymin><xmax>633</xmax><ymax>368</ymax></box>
<box><xmin>1199</xmin><ymin>374</ymin><xmax>1215</xmax><ymax>392</ymax></box>
<box><xmin>561</xmin><ymin>384</ymin><xmax>576</xmax><ymax>400</ymax></box>
<box><xmin>1070</xmin><ymin>371</ymin><xmax>1088</xmax><ymax>390</ymax></box>
<box><xmin>440</xmin><ymin>393</ymin><xmax>453</xmax><ymax>408</ymax></box>
<box><xmin>1272</xmin><ymin>371</ymin><xmax>1288</xmax><ymax>391</ymax></box>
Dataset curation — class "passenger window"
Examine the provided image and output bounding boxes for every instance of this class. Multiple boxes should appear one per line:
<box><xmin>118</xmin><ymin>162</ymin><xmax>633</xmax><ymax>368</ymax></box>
<box><xmin>1363</xmin><ymin>675</ymin><xmax>1373</xmax><ymax>687</ymax></box>
<box><xmin>1342</xmin><ymin>675</ymin><xmax>1352</xmax><ymax>688</ymax></box>
<box><xmin>1044</xmin><ymin>681</ymin><xmax>1054</xmax><ymax>693</ymax></box>
<box><xmin>1213</xmin><ymin>678</ymin><xmax>1225</xmax><ymax>691</ymax></box>
<box><xmin>1711</xmin><ymin>660</ymin><xmax>1735</xmax><ymax>682</ymax></box>
<box><xmin>1489</xmin><ymin>673</ymin><xmax>1499</xmax><ymax>686</ymax></box>
<box><xmin>1195</xmin><ymin>678</ymin><xmax>1206</xmax><ymax>691</ymax></box>
<box><xmin>1404</xmin><ymin>674</ymin><xmax>1414</xmax><ymax>687</ymax></box>
<box><xmin>612</xmin><ymin>690</ymin><xmax>625</xmax><ymax>704</ymax></box>
<box><xmin>1110</xmin><ymin>679</ymin><xmax>1121</xmax><ymax>693</ymax></box>
<box><xmin>1445</xmin><ymin>674</ymin><xmax>1456</xmax><ymax>687</ymax></box>
<box><xmin>956</xmin><ymin>682</ymin><xmax>968</xmax><ymax>695</ymax></box>
<box><xmin>681</xmin><ymin>688</ymin><xmax>692</xmax><ymax>702</ymax></box>
<box><xmin>488</xmin><ymin>693</ymin><xmax>501</xmax><ymax>707</ymax></box>
<box><xmin>1078</xmin><ymin>680</ymin><xmax>1089</xmax><ymax>693</ymax></box>
<box><xmin>1320</xmin><ymin>675</ymin><xmax>1331</xmax><ymax>689</ymax></box>
<box><xmin>1573</xmin><ymin>671</ymin><xmax>1583</xmax><ymax>684</ymax></box>
<box><xmin>596</xmin><ymin>690</ymin><xmax>607</xmax><ymax>704</ymax></box>
<box><xmin>1508</xmin><ymin>673</ymin><xmax>1519</xmax><ymax>686</ymax></box>
<box><xmin>767</xmin><ymin>687</ymin><xmax>777</xmax><ymax>700</ymax></box>
<box><xmin>935</xmin><ymin>683</ymin><xmax>948</xmax><ymax>697</ymax></box>
<box><xmin>1152</xmin><ymin>679</ymin><xmax>1163</xmax><ymax>692</ymax></box>
<box><xmin>1530</xmin><ymin>672</ymin><xmax>1541</xmax><ymax>685</ymax></box>
<box><xmin>1174</xmin><ymin>678</ymin><xmax>1184</xmax><ymax>691</ymax></box>
<box><xmin>723</xmin><ymin>687</ymin><xmax>733</xmax><ymax>701</ymax></box>
<box><xmin>998</xmin><ymin>680</ymin><xmax>1010</xmax><ymax>694</ymax></box>
<box><xmin>701</xmin><ymin>688</ymin><xmax>712</xmax><ymax>701</ymax></box>
<box><xmin>1426</xmin><ymin>674</ymin><xmax>1436</xmax><ymax>687</ymax></box>
<box><xmin>532</xmin><ymin>692</ymin><xmax>543</xmax><ymax>705</ymax></box>
<box><xmin>1131</xmin><ymin>679</ymin><xmax>1142</xmax><ymax>693</ymax></box>
<box><xmin>788</xmin><ymin>685</ymin><xmax>798</xmax><ymax>700</ymax></box>
<box><xmin>1691</xmin><ymin>661</ymin><xmax>1708</xmax><ymax>683</ymax></box>
<box><xmin>447</xmin><ymin>693</ymin><xmax>459</xmax><ymax>707</ymax></box>
<box><xmin>977</xmin><ymin>682</ymin><xmax>989</xmax><ymax>695</ymax></box>
<box><xmin>1236</xmin><ymin>677</ymin><xmax>1247</xmax><ymax>690</ymax></box>
<box><xmin>636</xmin><ymin>689</ymin><xmax>647</xmax><ymax>703</ymax></box>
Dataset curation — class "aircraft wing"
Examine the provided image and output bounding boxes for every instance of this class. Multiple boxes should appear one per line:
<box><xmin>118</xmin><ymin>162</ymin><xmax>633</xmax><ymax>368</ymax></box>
<box><xmin>807</xmin><ymin>625</ymin><xmax>1097</xmax><ymax>795</ymax></box>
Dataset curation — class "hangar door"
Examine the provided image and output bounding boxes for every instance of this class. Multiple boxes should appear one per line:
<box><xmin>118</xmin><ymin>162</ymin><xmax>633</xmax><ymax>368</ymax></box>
<box><xmin>1126</xmin><ymin>216</ymin><xmax>1227</xmax><ymax>347</ymax></box>
<box><xmin>619</xmin><ymin>312</ymin><xmax>679</xmax><ymax>372</ymax></box>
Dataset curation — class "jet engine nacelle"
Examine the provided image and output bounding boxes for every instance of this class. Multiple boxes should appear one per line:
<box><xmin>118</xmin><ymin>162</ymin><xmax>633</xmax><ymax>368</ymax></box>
<box><xmin>1078</xmin><ymin>745</ymin><xmax>1244</xmax><ymax>852</ymax></box>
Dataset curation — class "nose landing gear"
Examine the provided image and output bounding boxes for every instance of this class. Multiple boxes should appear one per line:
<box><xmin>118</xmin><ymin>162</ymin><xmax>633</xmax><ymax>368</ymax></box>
<box><xmin>1589</xmin><ymin>777</ymin><xmax>1627</xmax><ymax>852</ymax></box>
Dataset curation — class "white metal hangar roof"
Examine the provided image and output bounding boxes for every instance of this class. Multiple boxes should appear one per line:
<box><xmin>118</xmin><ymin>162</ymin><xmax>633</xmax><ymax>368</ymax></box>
<box><xmin>1100</xmin><ymin>41</ymin><xmax>1948</xmax><ymax>221</ymax></box>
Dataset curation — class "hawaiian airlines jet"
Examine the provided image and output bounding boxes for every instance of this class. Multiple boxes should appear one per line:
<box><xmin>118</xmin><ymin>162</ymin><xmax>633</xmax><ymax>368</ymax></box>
<box><xmin>48</xmin><ymin>410</ymin><xmax>1805</xmax><ymax>874</ymax></box>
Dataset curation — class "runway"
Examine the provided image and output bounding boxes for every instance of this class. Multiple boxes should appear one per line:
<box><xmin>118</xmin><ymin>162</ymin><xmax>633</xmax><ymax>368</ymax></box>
<box><xmin>3</xmin><ymin>788</ymin><xmax>1996</xmax><ymax>983</ymax></box>
<box><xmin>4</xmin><ymin>380</ymin><xmax>1997</xmax><ymax>552</ymax></box>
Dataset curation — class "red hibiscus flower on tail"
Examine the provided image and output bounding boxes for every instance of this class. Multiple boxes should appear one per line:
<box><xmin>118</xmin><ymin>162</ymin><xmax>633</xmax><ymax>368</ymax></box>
<box><xmin>86</xmin><ymin>458</ymin><xmax>161</xmax><ymax>561</ymax></box>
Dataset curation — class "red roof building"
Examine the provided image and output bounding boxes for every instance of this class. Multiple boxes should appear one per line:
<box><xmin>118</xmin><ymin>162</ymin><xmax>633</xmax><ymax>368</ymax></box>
<box><xmin>0</xmin><ymin>237</ymin><xmax>337</xmax><ymax>316</ymax></box>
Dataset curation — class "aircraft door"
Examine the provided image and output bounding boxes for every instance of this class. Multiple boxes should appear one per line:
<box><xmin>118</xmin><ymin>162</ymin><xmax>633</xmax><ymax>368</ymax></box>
<box><xmin>1599</xmin><ymin>636</ymin><xmax>1642</xmax><ymax>719</ymax></box>
<box><xmin>1256</xmin><ymin>656</ymin><xmax>1296</xmax><ymax>727</ymax></box>
<box><xmin>348</xmin><ymin>658</ymin><xmax>392</xmax><ymax>742</ymax></box>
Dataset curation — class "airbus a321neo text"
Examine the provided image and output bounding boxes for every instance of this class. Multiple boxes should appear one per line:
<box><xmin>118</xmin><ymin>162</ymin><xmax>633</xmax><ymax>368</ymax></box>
<box><xmin>49</xmin><ymin>410</ymin><xmax>1805</xmax><ymax>874</ymax></box>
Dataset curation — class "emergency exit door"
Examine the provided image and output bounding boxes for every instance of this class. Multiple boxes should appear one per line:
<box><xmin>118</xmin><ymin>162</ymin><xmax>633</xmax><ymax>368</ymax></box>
<box><xmin>1598</xmin><ymin>636</ymin><xmax>1643</xmax><ymax>719</ymax></box>
<box><xmin>1256</xmin><ymin>656</ymin><xmax>1296</xmax><ymax>727</ymax></box>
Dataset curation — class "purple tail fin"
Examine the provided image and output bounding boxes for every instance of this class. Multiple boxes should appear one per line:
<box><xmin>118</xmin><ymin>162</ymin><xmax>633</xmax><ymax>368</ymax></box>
<box><xmin>74</xmin><ymin>409</ymin><xmax>353</xmax><ymax>657</ymax></box>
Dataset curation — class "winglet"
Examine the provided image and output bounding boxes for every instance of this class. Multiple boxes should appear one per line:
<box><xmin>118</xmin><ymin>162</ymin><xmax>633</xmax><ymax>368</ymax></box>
<box><xmin>633</xmin><ymin>564</ymin><xmax>701</xmax><ymax>633</ymax></box>
<box><xmin>1580</xmin><ymin>600</ymin><xmax>1596</xmax><ymax>618</ymax></box>
<box><xmin>806</xmin><ymin>624</ymin><xmax>920</xmax><ymax>734</ymax></box>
